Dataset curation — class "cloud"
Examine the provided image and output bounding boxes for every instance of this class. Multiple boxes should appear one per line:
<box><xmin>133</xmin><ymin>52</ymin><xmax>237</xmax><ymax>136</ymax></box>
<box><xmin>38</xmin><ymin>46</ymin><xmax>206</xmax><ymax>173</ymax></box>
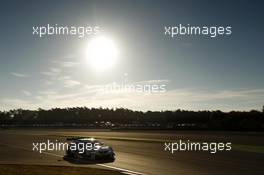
<box><xmin>41</xmin><ymin>67</ymin><xmax>61</xmax><ymax>77</ymax></box>
<box><xmin>63</xmin><ymin>80</ymin><xmax>81</xmax><ymax>88</ymax></box>
<box><xmin>2</xmin><ymin>75</ymin><xmax>264</xmax><ymax>112</ymax></box>
<box><xmin>58</xmin><ymin>76</ymin><xmax>71</xmax><ymax>80</ymax></box>
<box><xmin>51</xmin><ymin>54</ymin><xmax>79</xmax><ymax>68</ymax></box>
<box><xmin>11</xmin><ymin>72</ymin><xmax>30</xmax><ymax>78</ymax></box>
<box><xmin>60</xmin><ymin>61</ymin><xmax>79</xmax><ymax>67</ymax></box>
<box><xmin>170</xmin><ymin>88</ymin><xmax>264</xmax><ymax>102</ymax></box>
<box><xmin>29</xmin><ymin>87</ymin><xmax>264</xmax><ymax>112</ymax></box>
<box><xmin>136</xmin><ymin>79</ymin><xmax>170</xmax><ymax>84</ymax></box>
<box><xmin>41</xmin><ymin>71</ymin><xmax>57</xmax><ymax>76</ymax></box>
<box><xmin>44</xmin><ymin>80</ymin><xmax>54</xmax><ymax>85</ymax></box>
<box><xmin>21</xmin><ymin>90</ymin><xmax>32</xmax><ymax>96</ymax></box>
<box><xmin>1</xmin><ymin>98</ymin><xmax>35</xmax><ymax>109</ymax></box>
<box><xmin>38</xmin><ymin>90</ymin><xmax>58</xmax><ymax>95</ymax></box>
<box><xmin>50</xmin><ymin>67</ymin><xmax>61</xmax><ymax>73</ymax></box>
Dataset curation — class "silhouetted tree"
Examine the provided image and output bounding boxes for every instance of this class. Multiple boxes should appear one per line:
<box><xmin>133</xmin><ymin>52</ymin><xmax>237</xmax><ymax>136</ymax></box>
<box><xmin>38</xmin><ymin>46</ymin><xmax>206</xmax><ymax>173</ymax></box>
<box><xmin>0</xmin><ymin>107</ymin><xmax>263</xmax><ymax>131</ymax></box>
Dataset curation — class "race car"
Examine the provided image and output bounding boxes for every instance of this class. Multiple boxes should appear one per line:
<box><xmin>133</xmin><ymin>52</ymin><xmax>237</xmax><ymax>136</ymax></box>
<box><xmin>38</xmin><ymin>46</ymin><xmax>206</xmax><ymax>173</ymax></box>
<box><xmin>64</xmin><ymin>137</ymin><xmax>115</xmax><ymax>162</ymax></box>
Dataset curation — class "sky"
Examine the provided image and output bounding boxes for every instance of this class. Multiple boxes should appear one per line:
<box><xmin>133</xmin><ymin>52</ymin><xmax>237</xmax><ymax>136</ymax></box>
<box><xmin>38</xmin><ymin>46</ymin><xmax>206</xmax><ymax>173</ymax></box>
<box><xmin>0</xmin><ymin>0</ymin><xmax>264</xmax><ymax>111</ymax></box>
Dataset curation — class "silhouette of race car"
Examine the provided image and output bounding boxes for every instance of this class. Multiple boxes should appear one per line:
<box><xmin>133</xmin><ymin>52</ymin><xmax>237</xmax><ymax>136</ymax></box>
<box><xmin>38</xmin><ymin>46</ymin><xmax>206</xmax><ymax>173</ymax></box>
<box><xmin>64</xmin><ymin>137</ymin><xmax>115</xmax><ymax>163</ymax></box>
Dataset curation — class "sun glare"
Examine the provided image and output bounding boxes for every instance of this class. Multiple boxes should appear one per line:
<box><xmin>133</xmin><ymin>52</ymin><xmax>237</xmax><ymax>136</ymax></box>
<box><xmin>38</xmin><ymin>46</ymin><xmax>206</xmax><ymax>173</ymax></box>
<box><xmin>86</xmin><ymin>36</ymin><xmax>119</xmax><ymax>71</ymax></box>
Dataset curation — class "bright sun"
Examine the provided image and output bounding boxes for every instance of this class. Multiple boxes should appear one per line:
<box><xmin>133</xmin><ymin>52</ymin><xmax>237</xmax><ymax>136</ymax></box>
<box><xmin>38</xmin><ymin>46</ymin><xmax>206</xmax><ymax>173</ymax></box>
<box><xmin>86</xmin><ymin>36</ymin><xmax>119</xmax><ymax>71</ymax></box>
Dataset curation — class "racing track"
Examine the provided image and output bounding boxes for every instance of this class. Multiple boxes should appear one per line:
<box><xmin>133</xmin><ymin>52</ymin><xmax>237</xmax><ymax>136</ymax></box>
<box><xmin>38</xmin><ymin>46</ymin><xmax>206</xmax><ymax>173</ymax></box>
<box><xmin>0</xmin><ymin>129</ymin><xmax>263</xmax><ymax>175</ymax></box>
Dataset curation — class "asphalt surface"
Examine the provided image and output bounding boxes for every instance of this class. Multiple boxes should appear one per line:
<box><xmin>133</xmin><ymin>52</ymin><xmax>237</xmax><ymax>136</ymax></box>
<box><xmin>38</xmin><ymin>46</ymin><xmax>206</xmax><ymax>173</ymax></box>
<box><xmin>0</xmin><ymin>129</ymin><xmax>263</xmax><ymax>175</ymax></box>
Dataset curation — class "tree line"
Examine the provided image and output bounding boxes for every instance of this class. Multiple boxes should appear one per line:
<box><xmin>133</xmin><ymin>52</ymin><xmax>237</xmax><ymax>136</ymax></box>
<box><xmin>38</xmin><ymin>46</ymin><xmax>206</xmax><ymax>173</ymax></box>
<box><xmin>0</xmin><ymin>107</ymin><xmax>263</xmax><ymax>131</ymax></box>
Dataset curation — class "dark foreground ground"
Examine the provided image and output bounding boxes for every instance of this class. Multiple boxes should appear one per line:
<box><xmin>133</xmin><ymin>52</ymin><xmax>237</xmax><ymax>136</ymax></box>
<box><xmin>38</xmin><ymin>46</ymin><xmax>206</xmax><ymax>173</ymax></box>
<box><xmin>0</xmin><ymin>129</ymin><xmax>263</xmax><ymax>175</ymax></box>
<box><xmin>0</xmin><ymin>164</ymin><xmax>122</xmax><ymax>175</ymax></box>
